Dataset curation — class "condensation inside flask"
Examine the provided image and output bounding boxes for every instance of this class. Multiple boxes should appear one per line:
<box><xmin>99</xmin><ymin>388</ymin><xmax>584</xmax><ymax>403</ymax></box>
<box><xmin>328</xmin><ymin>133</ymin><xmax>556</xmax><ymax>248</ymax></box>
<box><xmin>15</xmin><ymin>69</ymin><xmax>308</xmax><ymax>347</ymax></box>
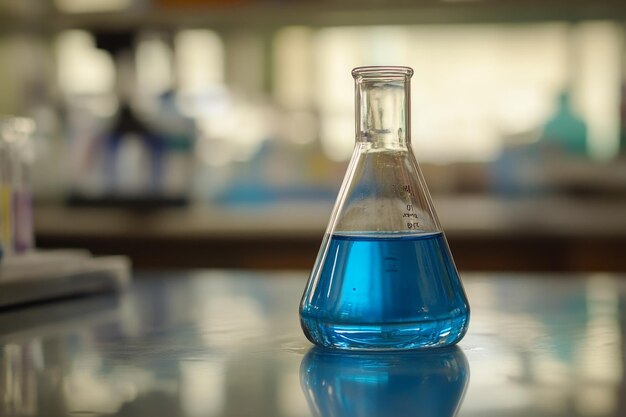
<box><xmin>299</xmin><ymin>66</ymin><xmax>470</xmax><ymax>350</ymax></box>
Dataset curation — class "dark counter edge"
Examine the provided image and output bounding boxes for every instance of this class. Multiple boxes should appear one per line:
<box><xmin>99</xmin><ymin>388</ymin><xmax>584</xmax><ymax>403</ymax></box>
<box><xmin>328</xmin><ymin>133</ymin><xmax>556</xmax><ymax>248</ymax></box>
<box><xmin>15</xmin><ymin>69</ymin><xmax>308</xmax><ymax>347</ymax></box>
<box><xmin>35</xmin><ymin>233</ymin><xmax>626</xmax><ymax>272</ymax></box>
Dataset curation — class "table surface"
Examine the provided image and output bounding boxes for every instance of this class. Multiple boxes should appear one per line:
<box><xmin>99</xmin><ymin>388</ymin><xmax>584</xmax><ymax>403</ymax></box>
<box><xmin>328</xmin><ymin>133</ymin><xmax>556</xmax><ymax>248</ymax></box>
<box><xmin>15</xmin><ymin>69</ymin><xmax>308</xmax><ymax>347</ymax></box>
<box><xmin>1</xmin><ymin>271</ymin><xmax>625</xmax><ymax>417</ymax></box>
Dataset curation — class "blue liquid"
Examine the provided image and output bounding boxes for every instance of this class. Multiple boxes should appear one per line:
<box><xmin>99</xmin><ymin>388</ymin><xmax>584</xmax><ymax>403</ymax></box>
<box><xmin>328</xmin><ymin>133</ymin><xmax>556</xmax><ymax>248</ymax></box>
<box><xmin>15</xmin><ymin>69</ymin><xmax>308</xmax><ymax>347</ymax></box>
<box><xmin>300</xmin><ymin>232</ymin><xmax>469</xmax><ymax>350</ymax></box>
<box><xmin>300</xmin><ymin>347</ymin><xmax>469</xmax><ymax>417</ymax></box>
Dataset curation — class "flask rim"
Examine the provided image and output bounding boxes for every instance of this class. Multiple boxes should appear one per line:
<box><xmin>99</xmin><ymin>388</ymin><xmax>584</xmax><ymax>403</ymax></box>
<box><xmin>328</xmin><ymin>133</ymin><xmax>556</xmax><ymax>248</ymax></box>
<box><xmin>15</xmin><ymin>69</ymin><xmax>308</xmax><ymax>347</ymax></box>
<box><xmin>352</xmin><ymin>66</ymin><xmax>413</xmax><ymax>79</ymax></box>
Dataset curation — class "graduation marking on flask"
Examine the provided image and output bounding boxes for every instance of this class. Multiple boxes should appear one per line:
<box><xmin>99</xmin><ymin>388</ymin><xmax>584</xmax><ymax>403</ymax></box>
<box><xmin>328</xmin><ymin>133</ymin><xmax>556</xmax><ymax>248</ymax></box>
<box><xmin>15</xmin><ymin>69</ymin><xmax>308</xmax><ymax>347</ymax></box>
<box><xmin>395</xmin><ymin>184</ymin><xmax>420</xmax><ymax>228</ymax></box>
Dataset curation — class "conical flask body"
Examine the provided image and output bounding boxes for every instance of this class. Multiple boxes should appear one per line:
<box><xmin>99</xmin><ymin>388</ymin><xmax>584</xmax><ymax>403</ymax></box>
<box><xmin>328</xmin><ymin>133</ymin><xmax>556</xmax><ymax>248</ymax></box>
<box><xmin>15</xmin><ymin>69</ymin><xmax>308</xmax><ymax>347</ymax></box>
<box><xmin>300</xmin><ymin>66</ymin><xmax>469</xmax><ymax>350</ymax></box>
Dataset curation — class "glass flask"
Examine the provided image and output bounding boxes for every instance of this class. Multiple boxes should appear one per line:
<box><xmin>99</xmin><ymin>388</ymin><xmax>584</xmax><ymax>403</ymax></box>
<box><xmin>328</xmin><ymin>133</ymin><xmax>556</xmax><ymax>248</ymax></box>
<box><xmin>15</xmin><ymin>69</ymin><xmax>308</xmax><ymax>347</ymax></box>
<box><xmin>300</xmin><ymin>347</ymin><xmax>469</xmax><ymax>417</ymax></box>
<box><xmin>300</xmin><ymin>66</ymin><xmax>469</xmax><ymax>350</ymax></box>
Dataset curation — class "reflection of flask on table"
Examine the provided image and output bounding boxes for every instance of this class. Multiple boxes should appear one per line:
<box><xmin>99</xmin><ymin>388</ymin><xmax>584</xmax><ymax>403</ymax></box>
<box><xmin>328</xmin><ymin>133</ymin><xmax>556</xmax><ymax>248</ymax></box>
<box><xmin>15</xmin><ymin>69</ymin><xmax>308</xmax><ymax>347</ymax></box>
<box><xmin>300</xmin><ymin>347</ymin><xmax>469</xmax><ymax>417</ymax></box>
<box><xmin>300</xmin><ymin>67</ymin><xmax>469</xmax><ymax>350</ymax></box>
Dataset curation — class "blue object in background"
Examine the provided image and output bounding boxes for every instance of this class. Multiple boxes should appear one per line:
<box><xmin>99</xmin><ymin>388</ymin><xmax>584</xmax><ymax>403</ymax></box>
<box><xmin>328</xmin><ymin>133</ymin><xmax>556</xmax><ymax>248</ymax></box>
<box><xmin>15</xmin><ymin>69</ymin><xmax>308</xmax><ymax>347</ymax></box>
<box><xmin>300</xmin><ymin>232</ymin><xmax>469</xmax><ymax>350</ymax></box>
<box><xmin>541</xmin><ymin>92</ymin><xmax>588</xmax><ymax>157</ymax></box>
<box><xmin>300</xmin><ymin>346</ymin><xmax>469</xmax><ymax>417</ymax></box>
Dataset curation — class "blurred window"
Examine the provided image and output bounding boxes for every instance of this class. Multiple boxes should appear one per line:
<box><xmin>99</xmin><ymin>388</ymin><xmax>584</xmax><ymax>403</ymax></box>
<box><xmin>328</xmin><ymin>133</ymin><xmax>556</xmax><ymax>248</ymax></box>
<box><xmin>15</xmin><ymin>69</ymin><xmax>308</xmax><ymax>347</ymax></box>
<box><xmin>276</xmin><ymin>22</ymin><xmax>624</xmax><ymax>162</ymax></box>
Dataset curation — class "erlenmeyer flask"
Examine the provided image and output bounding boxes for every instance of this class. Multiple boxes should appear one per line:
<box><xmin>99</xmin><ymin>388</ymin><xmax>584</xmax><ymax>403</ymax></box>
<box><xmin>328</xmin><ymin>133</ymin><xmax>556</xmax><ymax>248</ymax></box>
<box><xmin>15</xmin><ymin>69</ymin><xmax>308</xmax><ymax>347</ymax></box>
<box><xmin>300</xmin><ymin>66</ymin><xmax>469</xmax><ymax>350</ymax></box>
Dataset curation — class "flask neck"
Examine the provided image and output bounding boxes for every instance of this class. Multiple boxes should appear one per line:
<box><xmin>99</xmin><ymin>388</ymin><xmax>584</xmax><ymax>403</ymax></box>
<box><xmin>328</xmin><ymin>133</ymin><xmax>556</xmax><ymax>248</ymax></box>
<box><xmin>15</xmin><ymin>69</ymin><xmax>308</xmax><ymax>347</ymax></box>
<box><xmin>353</xmin><ymin>66</ymin><xmax>413</xmax><ymax>149</ymax></box>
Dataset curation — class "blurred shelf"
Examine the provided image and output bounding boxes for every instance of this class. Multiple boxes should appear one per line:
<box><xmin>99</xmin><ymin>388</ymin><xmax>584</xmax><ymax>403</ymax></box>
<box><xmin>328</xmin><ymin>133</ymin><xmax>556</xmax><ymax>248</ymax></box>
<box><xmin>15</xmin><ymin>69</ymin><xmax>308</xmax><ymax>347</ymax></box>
<box><xmin>34</xmin><ymin>196</ymin><xmax>626</xmax><ymax>271</ymax></box>
<box><xmin>56</xmin><ymin>2</ymin><xmax>626</xmax><ymax>30</ymax></box>
<box><xmin>33</xmin><ymin>196</ymin><xmax>626</xmax><ymax>239</ymax></box>
<box><xmin>2</xmin><ymin>0</ymin><xmax>626</xmax><ymax>33</ymax></box>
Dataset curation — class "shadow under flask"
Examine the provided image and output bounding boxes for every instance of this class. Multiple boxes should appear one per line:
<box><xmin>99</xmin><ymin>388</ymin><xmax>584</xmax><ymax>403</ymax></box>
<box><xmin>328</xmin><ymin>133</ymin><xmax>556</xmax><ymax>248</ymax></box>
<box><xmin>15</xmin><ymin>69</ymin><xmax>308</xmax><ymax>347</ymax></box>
<box><xmin>299</xmin><ymin>66</ymin><xmax>470</xmax><ymax>350</ymax></box>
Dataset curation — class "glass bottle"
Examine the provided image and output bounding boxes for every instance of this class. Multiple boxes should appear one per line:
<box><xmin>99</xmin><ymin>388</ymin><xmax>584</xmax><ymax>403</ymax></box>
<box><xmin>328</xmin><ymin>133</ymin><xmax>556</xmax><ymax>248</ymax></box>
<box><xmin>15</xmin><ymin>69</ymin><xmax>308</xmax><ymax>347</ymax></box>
<box><xmin>299</xmin><ymin>66</ymin><xmax>469</xmax><ymax>350</ymax></box>
<box><xmin>12</xmin><ymin>117</ymin><xmax>36</xmax><ymax>253</ymax></box>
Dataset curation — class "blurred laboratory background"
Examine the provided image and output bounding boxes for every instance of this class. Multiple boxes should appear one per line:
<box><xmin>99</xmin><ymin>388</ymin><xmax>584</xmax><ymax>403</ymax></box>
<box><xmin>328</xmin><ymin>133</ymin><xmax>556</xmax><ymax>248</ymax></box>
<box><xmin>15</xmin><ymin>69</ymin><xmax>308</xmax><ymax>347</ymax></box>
<box><xmin>2</xmin><ymin>0</ymin><xmax>626</xmax><ymax>271</ymax></box>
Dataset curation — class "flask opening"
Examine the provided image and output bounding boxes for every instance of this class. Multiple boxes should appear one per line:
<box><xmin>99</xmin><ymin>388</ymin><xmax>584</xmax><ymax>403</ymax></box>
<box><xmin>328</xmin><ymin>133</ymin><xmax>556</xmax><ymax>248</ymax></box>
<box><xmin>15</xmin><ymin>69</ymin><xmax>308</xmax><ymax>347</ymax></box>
<box><xmin>352</xmin><ymin>66</ymin><xmax>414</xmax><ymax>80</ymax></box>
<box><xmin>354</xmin><ymin>66</ymin><xmax>412</xmax><ymax>147</ymax></box>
